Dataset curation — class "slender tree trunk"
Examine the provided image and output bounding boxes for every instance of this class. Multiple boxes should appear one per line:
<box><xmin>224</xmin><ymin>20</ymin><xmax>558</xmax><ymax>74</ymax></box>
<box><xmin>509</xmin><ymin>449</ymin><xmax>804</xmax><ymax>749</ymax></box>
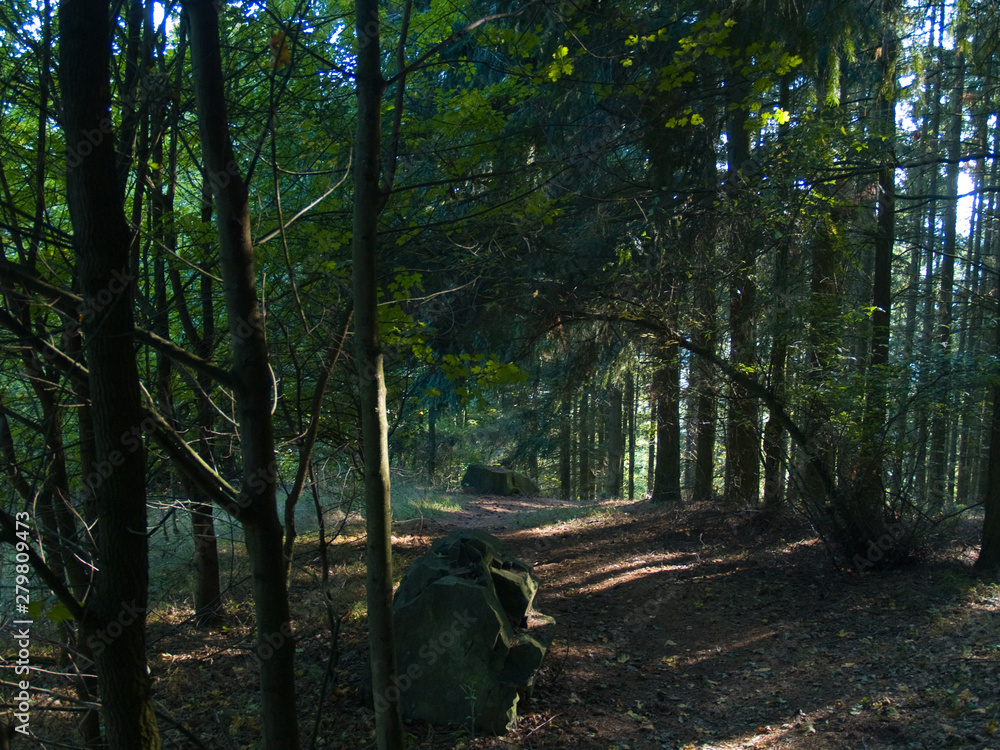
<box><xmin>188</xmin><ymin>188</ymin><xmax>223</xmax><ymax>626</ymax></box>
<box><xmin>847</xmin><ymin>0</ymin><xmax>898</xmax><ymax>553</ymax></box>
<box><xmin>762</xmin><ymin>239</ymin><xmax>789</xmax><ymax>510</ymax></box>
<box><xmin>427</xmin><ymin>400</ymin><xmax>438</xmax><ymax>478</ymax></box>
<box><xmin>690</xmin><ymin>258</ymin><xmax>718</xmax><ymax>505</ymax></box>
<box><xmin>962</xmin><ymin>150</ymin><xmax>999</xmax><ymax>504</ymax></box>
<box><xmin>651</xmin><ymin>341</ymin><xmax>681</xmax><ymax>503</ymax></box>
<box><xmin>914</xmin><ymin>16</ymin><xmax>945</xmax><ymax>504</ymax></box>
<box><xmin>606</xmin><ymin>384</ymin><xmax>624</xmax><ymax>498</ymax></box>
<box><xmin>559</xmin><ymin>394</ymin><xmax>572</xmax><ymax>499</ymax></box>
<box><xmin>579</xmin><ymin>386</ymin><xmax>591</xmax><ymax>500</ymax></box>
<box><xmin>724</xmin><ymin>93</ymin><xmax>760</xmax><ymax>506</ymax></box>
<box><xmin>762</xmin><ymin>77</ymin><xmax>794</xmax><ymax>512</ymax></box>
<box><xmin>647</xmin><ymin>385</ymin><xmax>656</xmax><ymax>495</ymax></box>
<box><xmin>974</xmin><ymin>384</ymin><xmax>1000</xmax><ymax>571</ymax></box>
<box><xmin>975</xmin><ymin>193</ymin><xmax>1000</xmax><ymax>569</ymax></box>
<box><xmin>59</xmin><ymin>0</ymin><xmax>159</xmax><ymax>745</ymax></box>
<box><xmin>928</xmin><ymin>40</ymin><xmax>965</xmax><ymax>510</ymax></box>
<box><xmin>352</xmin><ymin>0</ymin><xmax>405</xmax><ymax>746</ymax></box>
<box><xmin>625</xmin><ymin>368</ymin><xmax>636</xmax><ymax>501</ymax></box>
<box><xmin>184</xmin><ymin>2</ymin><xmax>298</xmax><ymax>746</ymax></box>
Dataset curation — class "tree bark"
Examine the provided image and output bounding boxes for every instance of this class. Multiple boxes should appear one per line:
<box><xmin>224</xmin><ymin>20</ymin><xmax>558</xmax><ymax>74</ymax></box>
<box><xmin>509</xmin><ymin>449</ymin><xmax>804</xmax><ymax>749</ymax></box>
<box><xmin>59</xmin><ymin>0</ymin><xmax>159</xmax><ymax>745</ymax></box>
<box><xmin>605</xmin><ymin>383</ymin><xmax>624</xmax><ymax>498</ymax></box>
<box><xmin>928</xmin><ymin>39</ymin><xmax>964</xmax><ymax>510</ymax></box>
<box><xmin>651</xmin><ymin>342</ymin><xmax>681</xmax><ymax>503</ymax></box>
<box><xmin>559</xmin><ymin>394</ymin><xmax>573</xmax><ymax>499</ymax></box>
<box><xmin>690</xmin><ymin>254</ymin><xmax>718</xmax><ymax>505</ymax></box>
<box><xmin>184</xmin><ymin>2</ymin><xmax>299</xmax><ymax>746</ymax></box>
<box><xmin>847</xmin><ymin>0</ymin><xmax>898</xmax><ymax>553</ymax></box>
<box><xmin>579</xmin><ymin>386</ymin><xmax>592</xmax><ymax>500</ymax></box>
<box><xmin>352</xmin><ymin>0</ymin><xmax>405</xmax><ymax>746</ymax></box>
<box><xmin>647</xmin><ymin>386</ymin><xmax>657</xmax><ymax>494</ymax></box>
<box><xmin>625</xmin><ymin>368</ymin><xmax>636</xmax><ymax>501</ymax></box>
<box><xmin>723</xmin><ymin>89</ymin><xmax>760</xmax><ymax>506</ymax></box>
<box><xmin>974</xmin><ymin>385</ymin><xmax>1000</xmax><ymax>571</ymax></box>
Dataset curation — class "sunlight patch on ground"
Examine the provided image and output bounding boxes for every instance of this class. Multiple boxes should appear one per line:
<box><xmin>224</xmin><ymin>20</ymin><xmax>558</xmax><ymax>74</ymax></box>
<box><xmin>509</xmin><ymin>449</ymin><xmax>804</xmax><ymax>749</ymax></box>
<box><xmin>566</xmin><ymin>553</ymin><xmax>694</xmax><ymax>595</ymax></box>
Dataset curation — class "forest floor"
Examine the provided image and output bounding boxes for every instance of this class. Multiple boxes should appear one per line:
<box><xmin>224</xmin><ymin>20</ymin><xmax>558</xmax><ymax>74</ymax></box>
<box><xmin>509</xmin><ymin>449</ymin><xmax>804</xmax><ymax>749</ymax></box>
<box><xmin>328</xmin><ymin>494</ymin><xmax>1000</xmax><ymax>750</ymax></box>
<box><xmin>12</xmin><ymin>493</ymin><xmax>1000</xmax><ymax>750</ymax></box>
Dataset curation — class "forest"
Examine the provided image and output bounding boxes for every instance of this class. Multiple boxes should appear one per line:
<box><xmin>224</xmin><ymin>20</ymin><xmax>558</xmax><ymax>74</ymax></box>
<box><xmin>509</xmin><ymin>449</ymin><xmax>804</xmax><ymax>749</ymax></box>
<box><xmin>0</xmin><ymin>0</ymin><xmax>999</xmax><ymax>746</ymax></box>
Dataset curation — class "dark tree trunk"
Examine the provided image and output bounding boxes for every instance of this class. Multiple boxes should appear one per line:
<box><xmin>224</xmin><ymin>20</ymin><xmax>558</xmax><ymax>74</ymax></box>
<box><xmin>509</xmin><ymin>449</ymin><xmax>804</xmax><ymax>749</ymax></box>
<box><xmin>723</xmin><ymin>91</ymin><xmax>760</xmax><ymax>506</ymax></box>
<box><xmin>690</xmin><ymin>273</ymin><xmax>718</xmax><ymax>504</ymax></box>
<box><xmin>625</xmin><ymin>369</ymin><xmax>636</xmax><ymax>501</ymax></box>
<box><xmin>579</xmin><ymin>387</ymin><xmax>591</xmax><ymax>500</ymax></box>
<box><xmin>844</xmin><ymin>0</ymin><xmax>898</xmax><ymax>554</ymax></box>
<box><xmin>427</xmin><ymin>400</ymin><xmax>438</xmax><ymax>478</ymax></box>
<box><xmin>605</xmin><ymin>384</ymin><xmax>624</xmax><ymax>498</ymax></box>
<box><xmin>651</xmin><ymin>342</ymin><xmax>681</xmax><ymax>503</ymax></box>
<box><xmin>762</xmin><ymin>239</ymin><xmax>789</xmax><ymax>510</ymax></box>
<box><xmin>184</xmin><ymin>2</ymin><xmax>299</xmax><ymax>746</ymax></box>
<box><xmin>559</xmin><ymin>395</ymin><xmax>572</xmax><ymax>499</ymax></box>
<box><xmin>762</xmin><ymin>76</ymin><xmax>793</xmax><ymax>512</ymax></box>
<box><xmin>975</xmin><ymin>130</ymin><xmax>1000</xmax><ymax>570</ymax></box>
<box><xmin>190</xmin><ymin>265</ymin><xmax>222</xmax><ymax>625</ymax></box>
<box><xmin>974</xmin><ymin>386</ymin><xmax>1000</xmax><ymax>571</ymax></box>
<box><xmin>59</xmin><ymin>0</ymin><xmax>159</xmax><ymax>745</ymax></box>
<box><xmin>647</xmin><ymin>386</ymin><xmax>657</xmax><ymax>494</ymax></box>
<box><xmin>352</xmin><ymin>0</ymin><xmax>405</xmax><ymax>746</ymax></box>
<box><xmin>928</xmin><ymin>40</ymin><xmax>964</xmax><ymax>510</ymax></box>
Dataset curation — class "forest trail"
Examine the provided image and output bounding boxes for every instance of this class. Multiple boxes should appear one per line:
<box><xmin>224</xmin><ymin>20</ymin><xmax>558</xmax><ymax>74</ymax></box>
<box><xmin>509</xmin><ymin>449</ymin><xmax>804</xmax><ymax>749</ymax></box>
<box><xmin>387</xmin><ymin>497</ymin><xmax>999</xmax><ymax>750</ymax></box>
<box><xmin>116</xmin><ymin>496</ymin><xmax>998</xmax><ymax>750</ymax></box>
<box><xmin>394</xmin><ymin>493</ymin><xmax>617</xmax><ymax>533</ymax></box>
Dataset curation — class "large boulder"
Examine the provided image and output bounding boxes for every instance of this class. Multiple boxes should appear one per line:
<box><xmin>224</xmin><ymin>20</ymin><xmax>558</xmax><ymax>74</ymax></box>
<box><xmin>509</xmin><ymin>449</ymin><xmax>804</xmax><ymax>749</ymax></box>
<box><xmin>389</xmin><ymin>529</ymin><xmax>551</xmax><ymax>733</ymax></box>
<box><xmin>461</xmin><ymin>464</ymin><xmax>539</xmax><ymax>496</ymax></box>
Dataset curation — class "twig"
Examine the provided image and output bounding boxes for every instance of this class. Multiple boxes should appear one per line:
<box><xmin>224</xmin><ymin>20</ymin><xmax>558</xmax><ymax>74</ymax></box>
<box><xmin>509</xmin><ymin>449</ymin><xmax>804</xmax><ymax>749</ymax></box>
<box><xmin>524</xmin><ymin>712</ymin><xmax>561</xmax><ymax>738</ymax></box>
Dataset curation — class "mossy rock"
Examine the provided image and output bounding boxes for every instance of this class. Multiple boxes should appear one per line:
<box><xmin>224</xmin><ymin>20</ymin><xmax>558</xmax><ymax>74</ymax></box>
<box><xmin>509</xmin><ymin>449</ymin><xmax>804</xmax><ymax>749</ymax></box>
<box><xmin>460</xmin><ymin>464</ymin><xmax>539</xmax><ymax>496</ymax></box>
<box><xmin>388</xmin><ymin>530</ymin><xmax>552</xmax><ymax>733</ymax></box>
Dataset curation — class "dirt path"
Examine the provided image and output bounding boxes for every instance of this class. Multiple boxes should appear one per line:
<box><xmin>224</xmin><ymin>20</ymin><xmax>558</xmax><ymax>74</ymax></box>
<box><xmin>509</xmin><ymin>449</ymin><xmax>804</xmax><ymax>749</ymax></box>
<box><xmin>391</xmin><ymin>496</ymin><xmax>1000</xmax><ymax>750</ymax></box>
<box><xmin>394</xmin><ymin>493</ymin><xmax>603</xmax><ymax>534</ymax></box>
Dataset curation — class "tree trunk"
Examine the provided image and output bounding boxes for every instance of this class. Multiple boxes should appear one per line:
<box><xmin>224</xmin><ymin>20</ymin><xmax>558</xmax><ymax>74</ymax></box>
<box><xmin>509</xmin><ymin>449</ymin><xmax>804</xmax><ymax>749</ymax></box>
<box><xmin>762</xmin><ymin>76</ymin><xmax>794</xmax><ymax>512</ymax></box>
<box><xmin>690</xmin><ymin>269</ymin><xmax>718</xmax><ymax>504</ymax></box>
<box><xmin>352</xmin><ymin>0</ymin><xmax>405</xmax><ymax>746</ymax></box>
<box><xmin>605</xmin><ymin>384</ymin><xmax>624</xmax><ymax>498</ymax></box>
<box><xmin>975</xmin><ymin>384</ymin><xmax>1000</xmax><ymax>571</ymax></box>
<box><xmin>647</xmin><ymin>386</ymin><xmax>657</xmax><ymax>495</ymax></box>
<box><xmin>59</xmin><ymin>0</ymin><xmax>159</xmax><ymax>745</ymax></box>
<box><xmin>427</xmin><ymin>400</ymin><xmax>438</xmax><ymax>478</ymax></box>
<box><xmin>559</xmin><ymin>394</ymin><xmax>572</xmax><ymax>499</ymax></box>
<box><xmin>762</xmin><ymin>238</ymin><xmax>790</xmax><ymax>510</ymax></box>
<box><xmin>184</xmin><ymin>2</ymin><xmax>299</xmax><ymax>746</ymax></box>
<box><xmin>845</xmin><ymin>0</ymin><xmax>898</xmax><ymax>554</ymax></box>
<box><xmin>723</xmin><ymin>87</ymin><xmax>760</xmax><ymax>506</ymax></box>
<box><xmin>651</xmin><ymin>342</ymin><xmax>681</xmax><ymax>503</ymax></box>
<box><xmin>928</xmin><ymin>39</ymin><xmax>964</xmax><ymax>510</ymax></box>
<box><xmin>579</xmin><ymin>386</ymin><xmax>591</xmax><ymax>500</ymax></box>
<box><xmin>625</xmin><ymin>368</ymin><xmax>636</xmax><ymax>501</ymax></box>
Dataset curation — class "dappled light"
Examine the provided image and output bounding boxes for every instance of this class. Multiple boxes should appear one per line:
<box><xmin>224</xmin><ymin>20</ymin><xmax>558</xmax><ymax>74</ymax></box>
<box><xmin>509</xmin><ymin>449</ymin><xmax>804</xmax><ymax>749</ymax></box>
<box><xmin>2</xmin><ymin>0</ymin><xmax>999</xmax><ymax>745</ymax></box>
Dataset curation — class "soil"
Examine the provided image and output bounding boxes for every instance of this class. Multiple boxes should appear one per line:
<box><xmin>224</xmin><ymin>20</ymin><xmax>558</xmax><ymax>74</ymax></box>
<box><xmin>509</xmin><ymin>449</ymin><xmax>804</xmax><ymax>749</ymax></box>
<box><xmin>367</xmin><ymin>495</ymin><xmax>999</xmax><ymax>750</ymax></box>
<box><xmin>12</xmin><ymin>495</ymin><xmax>1000</xmax><ymax>750</ymax></box>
